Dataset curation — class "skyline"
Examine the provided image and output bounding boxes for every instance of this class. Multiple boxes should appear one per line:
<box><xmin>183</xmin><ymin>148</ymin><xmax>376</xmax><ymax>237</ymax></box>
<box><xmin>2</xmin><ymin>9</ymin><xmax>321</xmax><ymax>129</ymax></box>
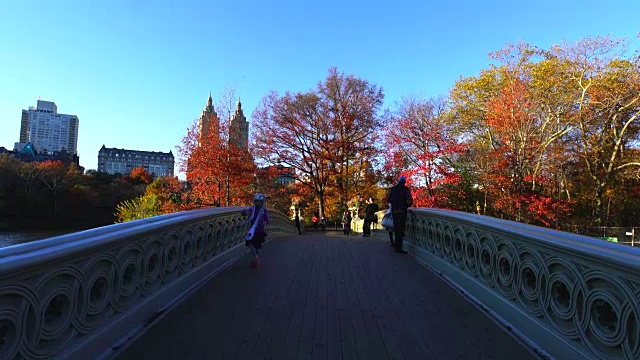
<box><xmin>1</xmin><ymin>0</ymin><xmax>639</xmax><ymax>172</ymax></box>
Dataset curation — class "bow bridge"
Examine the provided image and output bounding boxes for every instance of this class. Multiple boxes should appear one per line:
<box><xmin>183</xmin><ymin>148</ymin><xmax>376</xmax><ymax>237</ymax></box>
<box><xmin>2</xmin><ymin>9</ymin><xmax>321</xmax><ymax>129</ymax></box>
<box><xmin>0</xmin><ymin>208</ymin><xmax>638</xmax><ymax>359</ymax></box>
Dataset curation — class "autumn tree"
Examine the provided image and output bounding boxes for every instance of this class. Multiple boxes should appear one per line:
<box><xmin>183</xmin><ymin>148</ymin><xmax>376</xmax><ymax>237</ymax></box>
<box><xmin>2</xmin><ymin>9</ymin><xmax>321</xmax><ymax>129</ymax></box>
<box><xmin>383</xmin><ymin>96</ymin><xmax>466</xmax><ymax>209</ymax></box>
<box><xmin>320</xmin><ymin>68</ymin><xmax>384</xmax><ymax>207</ymax></box>
<box><xmin>178</xmin><ymin>88</ymin><xmax>255</xmax><ymax>208</ymax></box>
<box><xmin>252</xmin><ymin>68</ymin><xmax>384</xmax><ymax>220</ymax></box>
<box><xmin>483</xmin><ymin>78</ymin><xmax>572</xmax><ymax>225</ymax></box>
<box><xmin>253</xmin><ymin>165</ymin><xmax>295</xmax><ymax>215</ymax></box>
<box><xmin>38</xmin><ymin>160</ymin><xmax>68</xmax><ymax>214</ymax></box>
<box><xmin>146</xmin><ymin>176</ymin><xmax>185</xmax><ymax>213</ymax></box>
<box><xmin>449</xmin><ymin>43</ymin><xmax>576</xmax><ymax>225</ymax></box>
<box><xmin>551</xmin><ymin>36</ymin><xmax>640</xmax><ymax>226</ymax></box>
<box><xmin>128</xmin><ymin>166</ymin><xmax>154</xmax><ymax>185</ymax></box>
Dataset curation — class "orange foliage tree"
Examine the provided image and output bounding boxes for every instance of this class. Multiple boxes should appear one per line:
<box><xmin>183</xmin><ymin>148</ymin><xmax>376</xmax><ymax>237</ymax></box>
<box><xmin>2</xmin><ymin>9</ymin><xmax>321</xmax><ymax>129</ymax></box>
<box><xmin>252</xmin><ymin>68</ymin><xmax>384</xmax><ymax>220</ymax></box>
<box><xmin>177</xmin><ymin>91</ymin><xmax>255</xmax><ymax>208</ymax></box>
<box><xmin>128</xmin><ymin>166</ymin><xmax>154</xmax><ymax>185</ymax></box>
<box><xmin>483</xmin><ymin>78</ymin><xmax>573</xmax><ymax>226</ymax></box>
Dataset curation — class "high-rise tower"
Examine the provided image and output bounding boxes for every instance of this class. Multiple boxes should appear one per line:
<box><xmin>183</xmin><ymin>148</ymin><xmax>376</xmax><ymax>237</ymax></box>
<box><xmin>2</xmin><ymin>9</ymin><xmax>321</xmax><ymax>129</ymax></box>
<box><xmin>198</xmin><ymin>92</ymin><xmax>219</xmax><ymax>144</ymax></box>
<box><xmin>17</xmin><ymin>100</ymin><xmax>79</xmax><ymax>154</ymax></box>
<box><xmin>229</xmin><ymin>98</ymin><xmax>249</xmax><ymax>150</ymax></box>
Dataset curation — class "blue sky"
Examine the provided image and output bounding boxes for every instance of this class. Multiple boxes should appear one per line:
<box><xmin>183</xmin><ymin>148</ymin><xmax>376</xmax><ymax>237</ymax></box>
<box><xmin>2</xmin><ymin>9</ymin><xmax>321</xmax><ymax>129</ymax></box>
<box><xmin>1</xmin><ymin>0</ymin><xmax>638</xmax><ymax>172</ymax></box>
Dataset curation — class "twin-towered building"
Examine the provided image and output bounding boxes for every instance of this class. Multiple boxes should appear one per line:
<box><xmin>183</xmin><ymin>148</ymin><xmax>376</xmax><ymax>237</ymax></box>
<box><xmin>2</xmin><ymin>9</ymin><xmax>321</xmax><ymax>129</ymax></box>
<box><xmin>198</xmin><ymin>92</ymin><xmax>249</xmax><ymax>150</ymax></box>
<box><xmin>13</xmin><ymin>94</ymin><xmax>250</xmax><ymax>177</ymax></box>
<box><xmin>99</xmin><ymin>92</ymin><xmax>249</xmax><ymax>177</ymax></box>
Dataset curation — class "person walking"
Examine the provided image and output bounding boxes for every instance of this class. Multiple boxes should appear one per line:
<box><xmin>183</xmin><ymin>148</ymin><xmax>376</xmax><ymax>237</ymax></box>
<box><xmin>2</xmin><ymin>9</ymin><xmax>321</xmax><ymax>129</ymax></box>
<box><xmin>294</xmin><ymin>212</ymin><xmax>301</xmax><ymax>235</ymax></box>
<box><xmin>362</xmin><ymin>197</ymin><xmax>379</xmax><ymax>237</ymax></box>
<box><xmin>381</xmin><ymin>204</ymin><xmax>394</xmax><ymax>246</ymax></box>
<box><xmin>342</xmin><ymin>210</ymin><xmax>352</xmax><ymax>235</ymax></box>
<box><xmin>387</xmin><ymin>176</ymin><xmax>413</xmax><ymax>253</ymax></box>
<box><xmin>242</xmin><ymin>193</ymin><xmax>270</xmax><ymax>267</ymax></box>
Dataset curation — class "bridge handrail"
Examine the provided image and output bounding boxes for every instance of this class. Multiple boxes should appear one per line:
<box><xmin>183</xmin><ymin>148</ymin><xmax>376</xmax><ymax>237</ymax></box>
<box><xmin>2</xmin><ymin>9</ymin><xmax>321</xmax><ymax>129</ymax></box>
<box><xmin>0</xmin><ymin>207</ymin><xmax>296</xmax><ymax>360</ymax></box>
<box><xmin>406</xmin><ymin>208</ymin><xmax>640</xmax><ymax>360</ymax></box>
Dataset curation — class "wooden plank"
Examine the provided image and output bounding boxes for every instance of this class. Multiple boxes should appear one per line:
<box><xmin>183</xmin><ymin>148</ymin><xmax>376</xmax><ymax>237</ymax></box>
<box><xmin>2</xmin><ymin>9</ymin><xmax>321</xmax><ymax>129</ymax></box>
<box><xmin>250</xmin><ymin>243</ymin><xmax>313</xmax><ymax>360</ymax></box>
<box><xmin>296</xmin><ymin>237</ymin><xmax>322</xmax><ymax>360</ymax></box>
<box><xmin>326</xmin><ymin>239</ymin><xmax>342</xmax><ymax>360</ymax></box>
<box><xmin>343</xmin><ymin>240</ymin><xmax>390</xmax><ymax>360</ymax></box>
<box><xmin>363</xmin><ymin>242</ymin><xmax>434</xmax><ymax>360</ymax></box>
<box><xmin>332</xmin><ymin>237</ymin><xmax>358</xmax><ymax>360</ymax></box>
<box><xmin>312</xmin><ymin>237</ymin><xmax>328</xmax><ymax>360</ymax></box>
<box><xmin>282</xmin><ymin>239</ymin><xmax>319</xmax><ymax>359</ymax></box>
<box><xmin>264</xmin><ymin>244</ymin><xmax>315</xmax><ymax>360</ymax></box>
<box><xmin>368</xmin><ymin>248</ymin><xmax>447</xmax><ymax>359</ymax></box>
<box><xmin>234</xmin><ymin>242</ymin><xmax>306</xmax><ymax>360</ymax></box>
<box><xmin>367</xmin><ymin>236</ymin><xmax>534</xmax><ymax>360</ymax></box>
<box><xmin>116</xmin><ymin>235</ymin><xmax>535</xmax><ymax>360</ymax></box>
<box><xmin>337</xmin><ymin>238</ymin><xmax>377</xmax><ymax>360</ymax></box>
<box><xmin>347</xmin><ymin>244</ymin><xmax>404</xmax><ymax>360</ymax></box>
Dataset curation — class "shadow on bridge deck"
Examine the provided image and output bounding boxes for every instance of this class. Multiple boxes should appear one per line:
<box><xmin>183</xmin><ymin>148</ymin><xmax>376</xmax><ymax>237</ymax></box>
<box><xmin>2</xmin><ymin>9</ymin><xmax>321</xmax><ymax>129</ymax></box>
<box><xmin>115</xmin><ymin>232</ymin><xmax>535</xmax><ymax>360</ymax></box>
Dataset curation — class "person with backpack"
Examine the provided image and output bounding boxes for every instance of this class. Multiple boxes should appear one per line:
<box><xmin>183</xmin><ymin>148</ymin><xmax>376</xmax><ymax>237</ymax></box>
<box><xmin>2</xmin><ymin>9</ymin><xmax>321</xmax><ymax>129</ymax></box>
<box><xmin>386</xmin><ymin>176</ymin><xmax>413</xmax><ymax>253</ymax></box>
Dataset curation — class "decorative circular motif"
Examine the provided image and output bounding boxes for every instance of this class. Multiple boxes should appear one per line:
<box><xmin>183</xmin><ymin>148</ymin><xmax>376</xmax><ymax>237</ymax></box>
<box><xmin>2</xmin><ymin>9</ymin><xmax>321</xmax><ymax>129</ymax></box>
<box><xmin>494</xmin><ymin>240</ymin><xmax>518</xmax><ymax>300</ymax></box>
<box><xmin>463</xmin><ymin>229</ymin><xmax>480</xmax><ymax>277</ymax></box>
<box><xmin>406</xmin><ymin>210</ymin><xmax>640</xmax><ymax>360</ymax></box>
<box><xmin>577</xmin><ymin>270</ymin><xmax>640</xmax><ymax>359</ymax></box>
<box><xmin>0</xmin><ymin>209</ymin><xmax>297</xmax><ymax>359</ymax></box>
<box><xmin>452</xmin><ymin>226</ymin><xmax>466</xmax><ymax>269</ymax></box>
<box><xmin>477</xmin><ymin>234</ymin><xmax>497</xmax><ymax>286</ymax></box>
<box><xmin>441</xmin><ymin>223</ymin><xmax>455</xmax><ymax>262</ymax></box>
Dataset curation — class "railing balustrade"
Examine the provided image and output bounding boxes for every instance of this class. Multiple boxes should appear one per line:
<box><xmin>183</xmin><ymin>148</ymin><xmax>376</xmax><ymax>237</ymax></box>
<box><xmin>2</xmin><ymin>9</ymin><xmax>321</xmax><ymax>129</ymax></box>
<box><xmin>0</xmin><ymin>207</ymin><xmax>296</xmax><ymax>360</ymax></box>
<box><xmin>3</xmin><ymin>206</ymin><xmax>637</xmax><ymax>360</ymax></box>
<box><xmin>405</xmin><ymin>209</ymin><xmax>640</xmax><ymax>360</ymax></box>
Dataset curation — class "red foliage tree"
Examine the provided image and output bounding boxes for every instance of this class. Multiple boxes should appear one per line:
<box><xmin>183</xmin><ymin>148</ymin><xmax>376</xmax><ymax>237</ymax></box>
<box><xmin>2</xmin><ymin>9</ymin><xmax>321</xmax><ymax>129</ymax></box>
<box><xmin>484</xmin><ymin>78</ymin><xmax>573</xmax><ymax>226</ymax></box>
<box><xmin>384</xmin><ymin>97</ymin><xmax>466</xmax><ymax>209</ymax></box>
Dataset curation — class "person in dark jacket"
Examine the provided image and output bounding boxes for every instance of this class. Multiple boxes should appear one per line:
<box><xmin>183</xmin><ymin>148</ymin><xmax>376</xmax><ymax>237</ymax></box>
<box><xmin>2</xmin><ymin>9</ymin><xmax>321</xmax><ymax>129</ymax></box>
<box><xmin>341</xmin><ymin>210</ymin><xmax>352</xmax><ymax>235</ymax></box>
<box><xmin>362</xmin><ymin>197</ymin><xmax>379</xmax><ymax>237</ymax></box>
<box><xmin>294</xmin><ymin>212</ymin><xmax>301</xmax><ymax>235</ymax></box>
<box><xmin>386</xmin><ymin>176</ymin><xmax>413</xmax><ymax>253</ymax></box>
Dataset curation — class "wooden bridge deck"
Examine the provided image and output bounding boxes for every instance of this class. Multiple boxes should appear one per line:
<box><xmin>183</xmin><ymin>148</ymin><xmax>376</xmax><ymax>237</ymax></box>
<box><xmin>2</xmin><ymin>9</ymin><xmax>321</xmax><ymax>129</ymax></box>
<box><xmin>115</xmin><ymin>232</ymin><xmax>535</xmax><ymax>360</ymax></box>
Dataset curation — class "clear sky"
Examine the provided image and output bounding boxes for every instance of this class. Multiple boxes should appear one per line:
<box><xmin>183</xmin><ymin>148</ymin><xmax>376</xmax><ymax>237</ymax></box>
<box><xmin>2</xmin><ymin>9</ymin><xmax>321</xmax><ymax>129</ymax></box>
<box><xmin>1</xmin><ymin>0</ymin><xmax>638</xmax><ymax>172</ymax></box>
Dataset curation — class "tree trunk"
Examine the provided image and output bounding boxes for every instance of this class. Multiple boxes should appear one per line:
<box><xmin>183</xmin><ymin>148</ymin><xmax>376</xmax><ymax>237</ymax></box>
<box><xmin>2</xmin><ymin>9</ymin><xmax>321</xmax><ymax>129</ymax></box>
<box><xmin>595</xmin><ymin>183</ymin><xmax>605</xmax><ymax>227</ymax></box>
<box><xmin>317</xmin><ymin>189</ymin><xmax>325</xmax><ymax>220</ymax></box>
<box><xmin>345</xmin><ymin>159</ymin><xmax>349</xmax><ymax>206</ymax></box>
<box><xmin>52</xmin><ymin>191</ymin><xmax>57</xmax><ymax>215</ymax></box>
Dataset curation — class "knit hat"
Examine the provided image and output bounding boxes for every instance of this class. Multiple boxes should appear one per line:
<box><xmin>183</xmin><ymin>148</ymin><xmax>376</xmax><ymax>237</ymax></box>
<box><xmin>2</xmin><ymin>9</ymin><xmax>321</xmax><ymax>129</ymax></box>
<box><xmin>254</xmin><ymin>193</ymin><xmax>266</xmax><ymax>201</ymax></box>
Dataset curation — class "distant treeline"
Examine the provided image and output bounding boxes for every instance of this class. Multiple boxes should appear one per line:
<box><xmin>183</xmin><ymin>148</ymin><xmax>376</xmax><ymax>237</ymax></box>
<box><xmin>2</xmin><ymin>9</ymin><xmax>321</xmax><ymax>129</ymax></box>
<box><xmin>0</xmin><ymin>155</ymin><xmax>149</xmax><ymax>231</ymax></box>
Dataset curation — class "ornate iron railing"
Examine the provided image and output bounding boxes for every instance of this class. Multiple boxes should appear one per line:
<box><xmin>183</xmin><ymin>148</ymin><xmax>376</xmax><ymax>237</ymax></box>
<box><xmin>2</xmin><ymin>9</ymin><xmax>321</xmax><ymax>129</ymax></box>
<box><xmin>0</xmin><ymin>207</ymin><xmax>296</xmax><ymax>360</ymax></box>
<box><xmin>405</xmin><ymin>208</ymin><xmax>640</xmax><ymax>360</ymax></box>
